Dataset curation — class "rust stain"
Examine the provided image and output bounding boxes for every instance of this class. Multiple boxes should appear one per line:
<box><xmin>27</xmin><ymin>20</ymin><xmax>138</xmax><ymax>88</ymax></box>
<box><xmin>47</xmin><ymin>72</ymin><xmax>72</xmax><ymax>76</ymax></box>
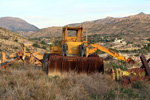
<box><xmin>48</xmin><ymin>55</ymin><xmax>104</xmax><ymax>75</ymax></box>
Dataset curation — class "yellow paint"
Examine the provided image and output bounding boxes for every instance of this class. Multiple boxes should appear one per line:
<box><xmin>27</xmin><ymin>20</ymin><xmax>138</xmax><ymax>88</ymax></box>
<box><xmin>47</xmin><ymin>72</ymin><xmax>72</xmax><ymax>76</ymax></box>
<box><xmin>2</xmin><ymin>52</ymin><xmax>7</xmax><ymax>63</ymax></box>
<box><xmin>90</xmin><ymin>44</ymin><xmax>128</xmax><ymax>62</ymax></box>
<box><xmin>113</xmin><ymin>68</ymin><xmax>146</xmax><ymax>80</ymax></box>
<box><xmin>50</xmin><ymin>26</ymin><xmax>132</xmax><ymax>62</ymax></box>
<box><xmin>50</xmin><ymin>27</ymin><xmax>89</xmax><ymax>56</ymax></box>
<box><xmin>67</xmin><ymin>42</ymin><xmax>82</xmax><ymax>55</ymax></box>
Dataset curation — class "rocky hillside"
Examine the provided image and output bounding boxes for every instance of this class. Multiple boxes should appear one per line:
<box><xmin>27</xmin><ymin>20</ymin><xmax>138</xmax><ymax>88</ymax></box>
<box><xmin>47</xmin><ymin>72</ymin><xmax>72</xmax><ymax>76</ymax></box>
<box><xmin>0</xmin><ymin>27</ymin><xmax>46</xmax><ymax>59</ymax></box>
<box><xmin>28</xmin><ymin>12</ymin><xmax>150</xmax><ymax>38</ymax></box>
<box><xmin>0</xmin><ymin>17</ymin><xmax>39</xmax><ymax>32</ymax></box>
<box><xmin>0</xmin><ymin>27</ymin><xmax>32</xmax><ymax>55</ymax></box>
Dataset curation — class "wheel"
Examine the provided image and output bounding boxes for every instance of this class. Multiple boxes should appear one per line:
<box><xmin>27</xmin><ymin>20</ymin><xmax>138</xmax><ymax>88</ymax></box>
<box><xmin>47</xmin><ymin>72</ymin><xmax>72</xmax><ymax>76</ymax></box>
<box><xmin>88</xmin><ymin>54</ymin><xmax>99</xmax><ymax>58</ymax></box>
<box><xmin>43</xmin><ymin>53</ymin><xmax>60</xmax><ymax>74</ymax></box>
<box><xmin>62</xmin><ymin>43</ymin><xmax>68</xmax><ymax>56</ymax></box>
<box><xmin>79</xmin><ymin>43</ymin><xmax>86</xmax><ymax>57</ymax></box>
<box><xmin>42</xmin><ymin>53</ymin><xmax>50</xmax><ymax>74</ymax></box>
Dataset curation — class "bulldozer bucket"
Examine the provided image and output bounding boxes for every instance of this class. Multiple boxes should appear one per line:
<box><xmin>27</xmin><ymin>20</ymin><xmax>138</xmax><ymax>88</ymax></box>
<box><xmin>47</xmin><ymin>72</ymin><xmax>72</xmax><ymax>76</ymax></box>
<box><xmin>46</xmin><ymin>55</ymin><xmax>104</xmax><ymax>76</ymax></box>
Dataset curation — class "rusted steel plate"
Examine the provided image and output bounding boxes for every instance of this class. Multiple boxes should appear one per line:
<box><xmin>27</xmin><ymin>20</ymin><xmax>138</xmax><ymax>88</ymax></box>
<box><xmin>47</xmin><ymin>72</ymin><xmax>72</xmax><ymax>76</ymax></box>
<box><xmin>141</xmin><ymin>58</ymin><xmax>150</xmax><ymax>68</ymax></box>
<box><xmin>123</xmin><ymin>55</ymin><xmax>150</xmax><ymax>85</ymax></box>
<box><xmin>48</xmin><ymin>56</ymin><xmax>62</xmax><ymax>75</ymax></box>
<box><xmin>48</xmin><ymin>55</ymin><xmax>104</xmax><ymax>75</ymax></box>
<box><xmin>75</xmin><ymin>57</ymin><xmax>88</xmax><ymax>74</ymax></box>
<box><xmin>87</xmin><ymin>57</ymin><xmax>104</xmax><ymax>74</ymax></box>
<box><xmin>140</xmin><ymin>55</ymin><xmax>150</xmax><ymax>76</ymax></box>
<box><xmin>61</xmin><ymin>57</ymin><xmax>76</xmax><ymax>73</ymax></box>
<box><xmin>126</xmin><ymin>68</ymin><xmax>146</xmax><ymax>77</ymax></box>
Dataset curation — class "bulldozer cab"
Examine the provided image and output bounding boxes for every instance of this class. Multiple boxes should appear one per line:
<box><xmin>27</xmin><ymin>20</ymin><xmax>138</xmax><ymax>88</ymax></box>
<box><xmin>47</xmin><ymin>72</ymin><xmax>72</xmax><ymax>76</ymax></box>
<box><xmin>62</xmin><ymin>26</ymin><xmax>88</xmax><ymax>43</ymax></box>
<box><xmin>51</xmin><ymin>26</ymin><xmax>88</xmax><ymax>57</ymax></box>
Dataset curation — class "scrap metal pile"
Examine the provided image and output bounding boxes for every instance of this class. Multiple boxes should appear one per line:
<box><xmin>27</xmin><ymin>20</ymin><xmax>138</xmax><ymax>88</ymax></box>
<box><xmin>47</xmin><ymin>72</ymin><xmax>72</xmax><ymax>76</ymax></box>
<box><xmin>112</xmin><ymin>55</ymin><xmax>150</xmax><ymax>85</ymax></box>
<box><xmin>0</xmin><ymin>43</ymin><xmax>43</xmax><ymax>69</ymax></box>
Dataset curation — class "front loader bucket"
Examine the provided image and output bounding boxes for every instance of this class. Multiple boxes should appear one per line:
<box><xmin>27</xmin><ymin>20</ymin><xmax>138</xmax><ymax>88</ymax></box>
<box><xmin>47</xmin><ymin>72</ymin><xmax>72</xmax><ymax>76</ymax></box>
<box><xmin>47</xmin><ymin>55</ymin><xmax>104</xmax><ymax>76</ymax></box>
<box><xmin>88</xmin><ymin>57</ymin><xmax>104</xmax><ymax>74</ymax></box>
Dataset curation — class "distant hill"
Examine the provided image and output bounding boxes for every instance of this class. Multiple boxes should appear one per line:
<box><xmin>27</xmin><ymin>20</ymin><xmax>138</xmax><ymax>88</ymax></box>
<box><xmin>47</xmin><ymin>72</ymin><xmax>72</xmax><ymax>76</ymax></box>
<box><xmin>28</xmin><ymin>12</ymin><xmax>150</xmax><ymax>38</ymax></box>
<box><xmin>0</xmin><ymin>27</ymin><xmax>45</xmax><ymax>58</ymax></box>
<box><xmin>0</xmin><ymin>17</ymin><xmax>39</xmax><ymax>32</ymax></box>
<box><xmin>24</xmin><ymin>27</ymin><xmax>62</xmax><ymax>38</ymax></box>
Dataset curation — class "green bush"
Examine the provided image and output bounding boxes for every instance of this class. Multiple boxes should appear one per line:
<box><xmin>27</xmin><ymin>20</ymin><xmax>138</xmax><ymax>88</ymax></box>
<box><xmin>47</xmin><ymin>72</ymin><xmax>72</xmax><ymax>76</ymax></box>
<box><xmin>42</xmin><ymin>46</ymin><xmax>46</xmax><ymax>49</ymax></box>
<box><xmin>107</xmin><ymin>62</ymin><xmax>128</xmax><ymax>71</ymax></box>
<box><xmin>41</xmin><ymin>41</ymin><xmax>46</xmax><ymax>45</ymax></box>
<box><xmin>4</xmin><ymin>37</ymin><xmax>9</xmax><ymax>40</ymax></box>
<box><xmin>14</xmin><ymin>39</ymin><xmax>18</xmax><ymax>42</ymax></box>
<box><xmin>33</xmin><ymin>43</ymin><xmax>40</xmax><ymax>48</ymax></box>
<box><xmin>120</xmin><ymin>88</ymin><xmax>138</xmax><ymax>99</ymax></box>
<box><xmin>140</xmin><ymin>49</ymin><xmax>148</xmax><ymax>55</ymax></box>
<box><xmin>147</xmin><ymin>38</ymin><xmax>150</xmax><ymax>41</ymax></box>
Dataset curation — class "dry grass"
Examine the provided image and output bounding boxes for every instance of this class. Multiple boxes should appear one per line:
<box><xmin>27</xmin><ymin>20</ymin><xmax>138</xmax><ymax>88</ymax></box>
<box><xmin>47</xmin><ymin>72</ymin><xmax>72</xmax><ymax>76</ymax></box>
<box><xmin>0</xmin><ymin>65</ymin><xmax>114</xmax><ymax>100</ymax></box>
<box><xmin>0</xmin><ymin>64</ymin><xmax>150</xmax><ymax>100</ymax></box>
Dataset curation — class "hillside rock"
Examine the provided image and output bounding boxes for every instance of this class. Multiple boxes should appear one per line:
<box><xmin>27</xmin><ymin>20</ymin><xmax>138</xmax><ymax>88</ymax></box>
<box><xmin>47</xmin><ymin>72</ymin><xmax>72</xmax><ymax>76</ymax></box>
<box><xmin>0</xmin><ymin>17</ymin><xmax>39</xmax><ymax>32</ymax></box>
<box><xmin>0</xmin><ymin>27</ymin><xmax>33</xmax><ymax>56</ymax></box>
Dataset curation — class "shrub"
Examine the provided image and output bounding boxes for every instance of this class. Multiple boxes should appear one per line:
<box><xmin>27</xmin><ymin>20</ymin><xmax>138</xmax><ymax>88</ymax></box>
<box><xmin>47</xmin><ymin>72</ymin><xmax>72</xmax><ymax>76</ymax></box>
<box><xmin>14</xmin><ymin>39</ymin><xmax>18</xmax><ymax>42</ymax></box>
<box><xmin>42</xmin><ymin>46</ymin><xmax>46</xmax><ymax>49</ymax></box>
<box><xmin>132</xmin><ymin>81</ymin><xmax>146</xmax><ymax>89</ymax></box>
<box><xmin>4</xmin><ymin>37</ymin><xmax>9</xmax><ymax>40</ymax></box>
<box><xmin>147</xmin><ymin>38</ymin><xmax>150</xmax><ymax>41</ymax></box>
<box><xmin>104</xmin><ymin>89</ymin><xmax>116</xmax><ymax>100</ymax></box>
<box><xmin>106</xmin><ymin>62</ymin><xmax>128</xmax><ymax>71</ymax></box>
<box><xmin>1</xmin><ymin>64</ymin><xmax>150</xmax><ymax>100</ymax></box>
<box><xmin>140</xmin><ymin>49</ymin><xmax>148</xmax><ymax>55</ymax></box>
<box><xmin>41</xmin><ymin>41</ymin><xmax>46</xmax><ymax>45</ymax></box>
<box><xmin>33</xmin><ymin>43</ymin><xmax>40</xmax><ymax>48</ymax></box>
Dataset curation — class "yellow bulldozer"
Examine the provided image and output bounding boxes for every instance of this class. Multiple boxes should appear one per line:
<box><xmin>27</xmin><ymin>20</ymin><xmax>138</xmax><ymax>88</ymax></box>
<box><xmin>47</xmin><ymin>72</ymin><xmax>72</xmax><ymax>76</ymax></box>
<box><xmin>42</xmin><ymin>26</ymin><xmax>134</xmax><ymax>75</ymax></box>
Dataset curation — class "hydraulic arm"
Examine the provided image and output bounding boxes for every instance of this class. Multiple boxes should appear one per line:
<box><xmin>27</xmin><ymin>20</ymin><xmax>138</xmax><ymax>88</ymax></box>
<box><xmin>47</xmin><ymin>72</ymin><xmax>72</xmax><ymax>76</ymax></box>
<box><xmin>90</xmin><ymin>43</ymin><xmax>135</xmax><ymax>63</ymax></box>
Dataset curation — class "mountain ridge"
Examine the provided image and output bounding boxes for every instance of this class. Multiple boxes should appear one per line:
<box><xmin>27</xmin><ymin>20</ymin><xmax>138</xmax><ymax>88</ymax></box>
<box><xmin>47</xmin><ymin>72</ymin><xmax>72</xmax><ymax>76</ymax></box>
<box><xmin>27</xmin><ymin>12</ymin><xmax>150</xmax><ymax>38</ymax></box>
<box><xmin>0</xmin><ymin>17</ymin><xmax>39</xmax><ymax>32</ymax></box>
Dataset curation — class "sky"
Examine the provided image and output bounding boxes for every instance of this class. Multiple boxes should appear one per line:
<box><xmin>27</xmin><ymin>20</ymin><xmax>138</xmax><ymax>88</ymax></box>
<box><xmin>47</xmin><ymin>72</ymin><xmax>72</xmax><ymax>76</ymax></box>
<box><xmin>0</xmin><ymin>0</ymin><xmax>150</xmax><ymax>28</ymax></box>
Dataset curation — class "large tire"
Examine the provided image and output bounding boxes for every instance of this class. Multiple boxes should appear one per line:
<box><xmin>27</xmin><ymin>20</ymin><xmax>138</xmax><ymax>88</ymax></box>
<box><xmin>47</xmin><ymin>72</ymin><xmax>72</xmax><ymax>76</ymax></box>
<box><xmin>43</xmin><ymin>53</ymin><xmax>60</xmax><ymax>74</ymax></box>
<box><xmin>62</xmin><ymin>43</ymin><xmax>68</xmax><ymax>56</ymax></box>
<box><xmin>79</xmin><ymin>43</ymin><xmax>86</xmax><ymax>57</ymax></box>
<box><xmin>88</xmin><ymin>54</ymin><xmax>99</xmax><ymax>58</ymax></box>
<box><xmin>42</xmin><ymin>53</ymin><xmax>50</xmax><ymax>74</ymax></box>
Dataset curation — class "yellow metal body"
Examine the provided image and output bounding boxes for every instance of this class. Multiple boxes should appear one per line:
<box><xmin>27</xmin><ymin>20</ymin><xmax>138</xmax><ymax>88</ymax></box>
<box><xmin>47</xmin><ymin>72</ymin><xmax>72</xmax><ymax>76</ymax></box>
<box><xmin>22</xmin><ymin>43</ymin><xmax>43</xmax><ymax>65</ymax></box>
<box><xmin>112</xmin><ymin>68</ymin><xmax>146</xmax><ymax>80</ymax></box>
<box><xmin>51</xmin><ymin>26</ymin><xmax>89</xmax><ymax>56</ymax></box>
<box><xmin>90</xmin><ymin>44</ymin><xmax>128</xmax><ymax>62</ymax></box>
<box><xmin>50</xmin><ymin>26</ymin><xmax>131</xmax><ymax>63</ymax></box>
<box><xmin>2</xmin><ymin>52</ymin><xmax>7</xmax><ymax>63</ymax></box>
